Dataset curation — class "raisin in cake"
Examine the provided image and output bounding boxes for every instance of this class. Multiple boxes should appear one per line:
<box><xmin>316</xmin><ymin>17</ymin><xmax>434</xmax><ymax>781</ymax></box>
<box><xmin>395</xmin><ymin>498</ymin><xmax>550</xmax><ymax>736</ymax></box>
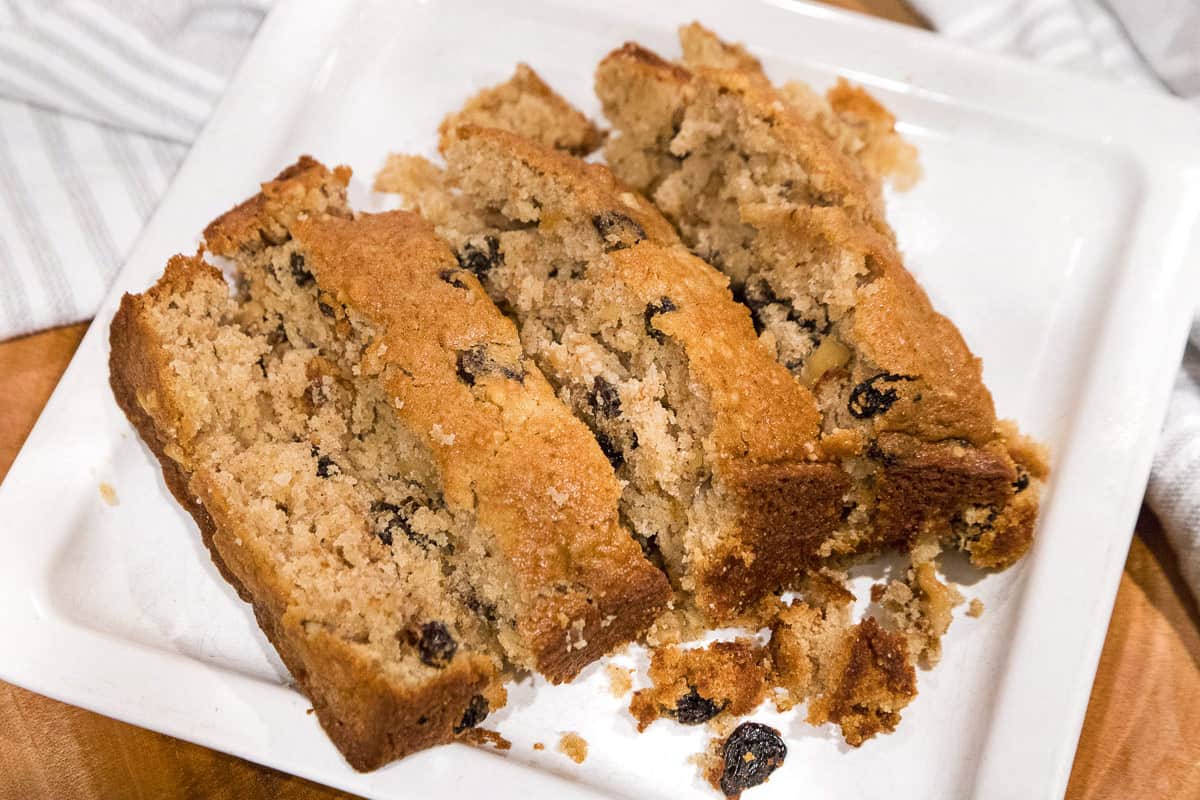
<box><xmin>377</xmin><ymin>126</ymin><xmax>849</xmax><ymax>620</ymax></box>
<box><xmin>110</xmin><ymin>157</ymin><xmax>670</xmax><ymax>768</ymax></box>
<box><xmin>595</xmin><ymin>25</ymin><xmax>1048</xmax><ymax>571</ymax></box>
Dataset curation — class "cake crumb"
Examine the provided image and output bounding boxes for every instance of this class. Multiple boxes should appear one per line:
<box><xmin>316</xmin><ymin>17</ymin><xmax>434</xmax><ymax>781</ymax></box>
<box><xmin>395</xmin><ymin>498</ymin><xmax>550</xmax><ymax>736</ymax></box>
<box><xmin>430</xmin><ymin>424</ymin><xmax>455</xmax><ymax>446</ymax></box>
<box><xmin>558</xmin><ymin>732</ymin><xmax>588</xmax><ymax>763</ymax></box>
<box><xmin>533</xmin><ymin>742</ymin><xmax>545</xmax><ymax>751</ymax></box>
<box><xmin>460</xmin><ymin>728</ymin><xmax>511</xmax><ymax>751</ymax></box>
<box><xmin>306</xmin><ymin>707</ymin><xmax>314</xmax><ymax>715</ymax></box>
<box><xmin>98</xmin><ymin>482</ymin><xmax>119</xmax><ymax>506</ymax></box>
<box><xmin>967</xmin><ymin>598</ymin><xmax>985</xmax><ymax>618</ymax></box>
<box><xmin>630</xmin><ymin>639</ymin><xmax>769</xmax><ymax>732</ymax></box>
<box><xmin>605</xmin><ymin>663</ymin><xmax>633</xmax><ymax>697</ymax></box>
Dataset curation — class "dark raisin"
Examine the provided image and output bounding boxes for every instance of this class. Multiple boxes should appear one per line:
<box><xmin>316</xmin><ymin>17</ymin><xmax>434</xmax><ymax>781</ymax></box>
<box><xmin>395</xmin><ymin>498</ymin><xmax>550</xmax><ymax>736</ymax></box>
<box><xmin>590</xmin><ymin>376</ymin><xmax>621</xmax><ymax>418</ymax></box>
<box><xmin>267</xmin><ymin>323</ymin><xmax>288</xmax><ymax>346</ymax></box>
<box><xmin>670</xmin><ymin>686</ymin><xmax>726</xmax><ymax>725</ymax></box>
<box><xmin>465</xmin><ymin>592</ymin><xmax>499</xmax><ymax>623</ymax></box>
<box><xmin>312</xmin><ymin>447</ymin><xmax>339</xmax><ymax>478</ymax></box>
<box><xmin>595</xmin><ymin>430</ymin><xmax>624</xmax><ymax>469</ymax></box>
<box><xmin>719</xmin><ymin>722</ymin><xmax>787</xmax><ymax>797</ymax></box>
<box><xmin>864</xmin><ymin>439</ymin><xmax>896</xmax><ymax>466</ymax></box>
<box><xmin>439</xmin><ymin>269</ymin><xmax>471</xmax><ymax>290</ymax></box>
<box><xmin>454</xmin><ymin>694</ymin><xmax>489</xmax><ymax>732</ymax></box>
<box><xmin>840</xmin><ymin>502</ymin><xmax>856</xmax><ymax>520</ymax></box>
<box><xmin>318</xmin><ymin>301</ymin><xmax>334</xmax><ymax>317</ymax></box>
<box><xmin>456</xmin><ymin>345</ymin><xmax>525</xmax><ymax>386</ymax></box>
<box><xmin>417</xmin><ymin>621</ymin><xmax>457</xmax><ymax>667</ymax></box>
<box><xmin>255</xmin><ymin>356</ymin><xmax>268</xmax><ymax>377</ymax></box>
<box><xmin>848</xmin><ymin>373</ymin><xmax>915</xmax><ymax>419</ymax></box>
<box><xmin>371</xmin><ymin>501</ymin><xmax>435</xmax><ymax>550</ymax></box>
<box><xmin>644</xmin><ymin>297</ymin><xmax>677</xmax><ymax>342</ymax></box>
<box><xmin>1012</xmin><ymin>469</ymin><xmax>1030</xmax><ymax>493</ymax></box>
<box><xmin>456</xmin><ymin>236</ymin><xmax>502</xmax><ymax>277</ymax></box>
<box><xmin>417</xmin><ymin>716</ymin><xmax>428</xmax><ymax>725</ymax></box>
<box><xmin>592</xmin><ymin>211</ymin><xmax>646</xmax><ymax>251</ymax></box>
<box><xmin>290</xmin><ymin>252</ymin><xmax>313</xmax><ymax>286</ymax></box>
<box><xmin>628</xmin><ymin>429</ymin><xmax>639</xmax><ymax>450</ymax></box>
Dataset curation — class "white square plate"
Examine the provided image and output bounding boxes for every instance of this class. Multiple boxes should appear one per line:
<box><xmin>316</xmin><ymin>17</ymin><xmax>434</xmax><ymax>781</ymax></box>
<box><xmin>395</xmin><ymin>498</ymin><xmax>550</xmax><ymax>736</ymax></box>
<box><xmin>2</xmin><ymin>1</ymin><xmax>1199</xmax><ymax>798</ymax></box>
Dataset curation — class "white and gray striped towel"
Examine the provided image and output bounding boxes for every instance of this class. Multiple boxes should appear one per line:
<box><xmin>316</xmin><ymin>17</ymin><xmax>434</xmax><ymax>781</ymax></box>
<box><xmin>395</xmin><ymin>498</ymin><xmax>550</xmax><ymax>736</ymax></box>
<box><xmin>1</xmin><ymin>0</ymin><xmax>1198</xmax><ymax>596</ymax></box>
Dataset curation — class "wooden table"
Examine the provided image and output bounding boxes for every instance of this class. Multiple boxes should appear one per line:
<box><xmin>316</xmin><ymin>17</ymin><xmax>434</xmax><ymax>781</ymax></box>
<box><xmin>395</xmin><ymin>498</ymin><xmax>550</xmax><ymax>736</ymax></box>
<box><xmin>2</xmin><ymin>3</ymin><xmax>1198</xmax><ymax>798</ymax></box>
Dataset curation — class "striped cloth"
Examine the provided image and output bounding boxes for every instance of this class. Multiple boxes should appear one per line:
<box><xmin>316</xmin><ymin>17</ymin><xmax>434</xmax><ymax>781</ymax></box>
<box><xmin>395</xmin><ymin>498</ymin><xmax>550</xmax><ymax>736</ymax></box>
<box><xmin>909</xmin><ymin>0</ymin><xmax>1200</xmax><ymax>595</ymax></box>
<box><xmin>2</xmin><ymin>0</ymin><xmax>1198</xmax><ymax>596</ymax></box>
<box><xmin>0</xmin><ymin>0</ymin><xmax>265</xmax><ymax>340</ymax></box>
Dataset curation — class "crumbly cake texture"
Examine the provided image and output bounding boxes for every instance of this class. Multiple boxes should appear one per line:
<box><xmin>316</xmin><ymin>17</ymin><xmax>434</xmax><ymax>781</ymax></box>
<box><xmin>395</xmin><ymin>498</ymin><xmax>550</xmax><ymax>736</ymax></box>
<box><xmin>111</xmin><ymin>157</ymin><xmax>671</xmax><ymax>768</ymax></box>
<box><xmin>595</xmin><ymin>23</ymin><xmax>1049</xmax><ymax>572</ymax></box>
<box><xmin>629</xmin><ymin>639</ymin><xmax>769</xmax><ymax>731</ymax></box>
<box><xmin>871</xmin><ymin>535</ymin><xmax>963</xmax><ymax>667</ymax></box>
<box><xmin>435</xmin><ymin>63</ymin><xmax>602</xmax><ymax>156</ymax></box>
<box><xmin>769</xmin><ymin>595</ymin><xmax>917</xmax><ymax>745</ymax></box>
<box><xmin>377</xmin><ymin>125</ymin><xmax>851</xmax><ymax>620</ymax></box>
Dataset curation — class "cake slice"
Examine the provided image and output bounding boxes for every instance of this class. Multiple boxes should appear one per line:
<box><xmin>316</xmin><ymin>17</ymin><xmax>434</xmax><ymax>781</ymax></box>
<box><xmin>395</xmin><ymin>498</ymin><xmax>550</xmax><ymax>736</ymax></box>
<box><xmin>595</xmin><ymin>27</ymin><xmax>1047</xmax><ymax>570</ymax></box>
<box><xmin>377</xmin><ymin>126</ymin><xmax>849</xmax><ymax>620</ymax></box>
<box><xmin>437</xmin><ymin>63</ymin><xmax>602</xmax><ymax>156</ymax></box>
<box><xmin>111</xmin><ymin>157</ymin><xmax>671</xmax><ymax>767</ymax></box>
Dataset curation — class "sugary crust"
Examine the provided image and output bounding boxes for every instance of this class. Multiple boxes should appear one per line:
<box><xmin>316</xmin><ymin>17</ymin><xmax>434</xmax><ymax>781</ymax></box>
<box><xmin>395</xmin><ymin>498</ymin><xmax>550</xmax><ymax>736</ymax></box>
<box><xmin>108</xmin><ymin>255</ymin><xmax>500</xmax><ymax>770</ymax></box>
<box><xmin>288</xmin><ymin>209</ymin><xmax>671</xmax><ymax>680</ymax></box>
<box><xmin>439</xmin><ymin>63</ymin><xmax>603</xmax><ymax>156</ymax></box>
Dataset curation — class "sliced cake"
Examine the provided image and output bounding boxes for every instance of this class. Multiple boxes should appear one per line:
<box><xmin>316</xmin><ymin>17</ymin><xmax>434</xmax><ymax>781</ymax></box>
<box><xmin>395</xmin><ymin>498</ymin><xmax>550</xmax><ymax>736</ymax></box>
<box><xmin>378</xmin><ymin>126</ymin><xmax>849</xmax><ymax>620</ymax></box>
<box><xmin>111</xmin><ymin>156</ymin><xmax>671</xmax><ymax>768</ymax></box>
<box><xmin>595</xmin><ymin>27</ymin><xmax>1047</xmax><ymax>571</ymax></box>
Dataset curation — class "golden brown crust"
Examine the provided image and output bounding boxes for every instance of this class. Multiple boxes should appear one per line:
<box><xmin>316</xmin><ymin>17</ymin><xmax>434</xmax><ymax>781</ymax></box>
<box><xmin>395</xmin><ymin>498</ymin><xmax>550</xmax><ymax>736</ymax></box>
<box><xmin>108</xmin><ymin>255</ymin><xmax>501</xmax><ymax>770</ymax></box>
<box><xmin>289</xmin><ymin>210</ymin><xmax>670</xmax><ymax>681</ymax></box>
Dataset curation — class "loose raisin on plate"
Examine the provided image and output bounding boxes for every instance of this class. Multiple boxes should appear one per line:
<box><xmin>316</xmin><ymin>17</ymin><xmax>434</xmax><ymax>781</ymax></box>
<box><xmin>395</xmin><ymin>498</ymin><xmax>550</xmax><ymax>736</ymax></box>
<box><xmin>417</xmin><ymin>621</ymin><xmax>457</xmax><ymax>667</ymax></box>
<box><xmin>592</xmin><ymin>210</ymin><xmax>646</xmax><ymax>252</ymax></box>
<box><xmin>644</xmin><ymin>297</ymin><xmax>677</xmax><ymax>342</ymax></box>
<box><xmin>290</xmin><ymin>251</ymin><xmax>314</xmax><ymax>287</ymax></box>
<box><xmin>847</xmin><ymin>373</ymin><xmax>915</xmax><ymax>419</ymax></box>
<box><xmin>670</xmin><ymin>686</ymin><xmax>726</xmax><ymax>725</ymax></box>
<box><xmin>590</xmin><ymin>376</ymin><xmax>621</xmax><ymax>418</ymax></box>
<box><xmin>457</xmin><ymin>235</ymin><xmax>502</xmax><ymax>277</ymax></box>
<box><xmin>719</xmin><ymin>722</ymin><xmax>787</xmax><ymax>797</ymax></box>
<box><xmin>454</xmin><ymin>694</ymin><xmax>490</xmax><ymax>732</ymax></box>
